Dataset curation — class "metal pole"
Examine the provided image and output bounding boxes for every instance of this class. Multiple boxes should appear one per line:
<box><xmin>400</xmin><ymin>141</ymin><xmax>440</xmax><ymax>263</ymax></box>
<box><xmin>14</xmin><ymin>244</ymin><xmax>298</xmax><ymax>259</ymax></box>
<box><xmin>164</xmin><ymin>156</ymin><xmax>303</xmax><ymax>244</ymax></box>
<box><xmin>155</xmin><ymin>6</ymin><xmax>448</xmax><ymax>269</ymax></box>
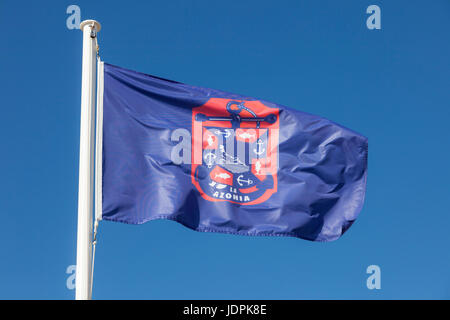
<box><xmin>76</xmin><ymin>19</ymin><xmax>101</xmax><ymax>300</ymax></box>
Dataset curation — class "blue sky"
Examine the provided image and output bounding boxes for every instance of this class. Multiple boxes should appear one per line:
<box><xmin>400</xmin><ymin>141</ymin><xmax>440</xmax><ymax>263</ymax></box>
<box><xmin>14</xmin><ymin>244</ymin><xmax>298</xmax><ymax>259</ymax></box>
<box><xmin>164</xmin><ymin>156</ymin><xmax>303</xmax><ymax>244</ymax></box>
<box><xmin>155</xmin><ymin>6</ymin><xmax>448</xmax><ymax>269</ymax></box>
<box><xmin>0</xmin><ymin>0</ymin><xmax>449</xmax><ymax>299</ymax></box>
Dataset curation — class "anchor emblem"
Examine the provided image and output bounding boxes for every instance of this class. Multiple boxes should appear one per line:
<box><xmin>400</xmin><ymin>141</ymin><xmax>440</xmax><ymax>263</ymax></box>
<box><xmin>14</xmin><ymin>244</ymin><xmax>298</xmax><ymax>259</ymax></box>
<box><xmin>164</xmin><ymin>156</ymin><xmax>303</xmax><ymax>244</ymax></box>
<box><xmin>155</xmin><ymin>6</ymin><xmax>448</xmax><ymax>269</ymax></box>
<box><xmin>213</xmin><ymin>129</ymin><xmax>232</xmax><ymax>138</ymax></box>
<box><xmin>253</xmin><ymin>139</ymin><xmax>265</xmax><ymax>156</ymax></box>
<box><xmin>237</xmin><ymin>174</ymin><xmax>253</xmax><ymax>186</ymax></box>
<box><xmin>203</xmin><ymin>151</ymin><xmax>216</xmax><ymax>168</ymax></box>
<box><xmin>195</xmin><ymin>101</ymin><xmax>277</xmax><ymax>129</ymax></box>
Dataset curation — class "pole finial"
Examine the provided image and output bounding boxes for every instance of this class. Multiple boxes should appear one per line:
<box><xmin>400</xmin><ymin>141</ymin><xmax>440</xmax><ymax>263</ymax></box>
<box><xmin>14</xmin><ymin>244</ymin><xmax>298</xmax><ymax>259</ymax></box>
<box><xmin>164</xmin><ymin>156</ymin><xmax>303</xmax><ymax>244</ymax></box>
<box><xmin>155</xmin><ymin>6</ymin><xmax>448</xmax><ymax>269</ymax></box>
<box><xmin>80</xmin><ymin>20</ymin><xmax>101</xmax><ymax>33</ymax></box>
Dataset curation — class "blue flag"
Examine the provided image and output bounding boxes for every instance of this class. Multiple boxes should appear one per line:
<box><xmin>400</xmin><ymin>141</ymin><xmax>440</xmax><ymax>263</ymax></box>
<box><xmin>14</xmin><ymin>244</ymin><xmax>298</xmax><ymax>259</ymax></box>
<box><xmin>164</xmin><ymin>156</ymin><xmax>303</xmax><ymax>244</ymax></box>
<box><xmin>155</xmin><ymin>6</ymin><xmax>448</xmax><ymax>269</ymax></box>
<box><xmin>99</xmin><ymin>63</ymin><xmax>368</xmax><ymax>242</ymax></box>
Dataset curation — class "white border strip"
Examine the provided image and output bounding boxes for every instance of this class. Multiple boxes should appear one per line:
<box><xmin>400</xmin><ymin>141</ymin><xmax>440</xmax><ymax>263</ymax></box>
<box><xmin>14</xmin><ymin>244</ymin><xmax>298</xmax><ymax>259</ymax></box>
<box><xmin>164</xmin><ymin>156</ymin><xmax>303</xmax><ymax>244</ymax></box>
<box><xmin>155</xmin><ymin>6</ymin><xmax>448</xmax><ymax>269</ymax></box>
<box><xmin>94</xmin><ymin>59</ymin><xmax>104</xmax><ymax>222</ymax></box>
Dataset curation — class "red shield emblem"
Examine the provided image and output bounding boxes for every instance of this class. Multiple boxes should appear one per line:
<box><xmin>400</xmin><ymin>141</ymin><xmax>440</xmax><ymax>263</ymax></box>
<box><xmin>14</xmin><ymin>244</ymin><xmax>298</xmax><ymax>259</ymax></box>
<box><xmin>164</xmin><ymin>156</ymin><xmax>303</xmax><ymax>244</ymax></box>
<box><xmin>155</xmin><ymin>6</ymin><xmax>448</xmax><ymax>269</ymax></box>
<box><xmin>192</xmin><ymin>98</ymin><xmax>279</xmax><ymax>205</ymax></box>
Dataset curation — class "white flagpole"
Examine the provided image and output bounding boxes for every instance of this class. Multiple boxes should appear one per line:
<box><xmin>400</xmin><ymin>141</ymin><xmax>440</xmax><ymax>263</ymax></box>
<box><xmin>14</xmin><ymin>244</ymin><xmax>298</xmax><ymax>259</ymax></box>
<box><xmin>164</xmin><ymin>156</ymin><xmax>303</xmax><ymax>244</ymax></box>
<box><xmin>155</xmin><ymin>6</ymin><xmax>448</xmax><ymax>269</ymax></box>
<box><xmin>76</xmin><ymin>19</ymin><xmax>101</xmax><ymax>300</ymax></box>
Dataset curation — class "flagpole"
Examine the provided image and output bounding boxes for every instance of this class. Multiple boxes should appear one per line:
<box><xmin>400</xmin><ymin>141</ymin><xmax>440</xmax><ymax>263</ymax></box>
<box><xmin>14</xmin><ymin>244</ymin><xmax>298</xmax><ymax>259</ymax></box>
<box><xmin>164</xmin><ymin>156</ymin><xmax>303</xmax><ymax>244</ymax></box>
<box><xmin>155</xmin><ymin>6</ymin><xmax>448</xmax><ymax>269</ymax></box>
<box><xmin>76</xmin><ymin>19</ymin><xmax>101</xmax><ymax>300</ymax></box>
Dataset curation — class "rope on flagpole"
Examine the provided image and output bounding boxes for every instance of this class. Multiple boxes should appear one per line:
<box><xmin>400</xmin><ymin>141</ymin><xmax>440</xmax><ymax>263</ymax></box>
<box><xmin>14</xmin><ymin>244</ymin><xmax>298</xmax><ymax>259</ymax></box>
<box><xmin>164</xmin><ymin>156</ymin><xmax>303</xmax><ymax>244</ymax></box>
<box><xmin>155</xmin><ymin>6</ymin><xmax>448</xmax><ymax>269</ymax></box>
<box><xmin>89</xmin><ymin>26</ymin><xmax>103</xmax><ymax>297</ymax></box>
<box><xmin>90</xmin><ymin>219</ymin><xmax>99</xmax><ymax>297</ymax></box>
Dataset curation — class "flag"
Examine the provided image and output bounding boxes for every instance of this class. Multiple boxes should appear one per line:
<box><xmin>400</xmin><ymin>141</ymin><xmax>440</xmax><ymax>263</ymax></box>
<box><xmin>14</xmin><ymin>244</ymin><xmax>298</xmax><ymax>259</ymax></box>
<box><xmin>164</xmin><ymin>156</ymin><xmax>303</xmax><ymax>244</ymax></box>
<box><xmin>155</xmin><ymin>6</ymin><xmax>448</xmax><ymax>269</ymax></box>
<box><xmin>97</xmin><ymin>63</ymin><xmax>368</xmax><ymax>242</ymax></box>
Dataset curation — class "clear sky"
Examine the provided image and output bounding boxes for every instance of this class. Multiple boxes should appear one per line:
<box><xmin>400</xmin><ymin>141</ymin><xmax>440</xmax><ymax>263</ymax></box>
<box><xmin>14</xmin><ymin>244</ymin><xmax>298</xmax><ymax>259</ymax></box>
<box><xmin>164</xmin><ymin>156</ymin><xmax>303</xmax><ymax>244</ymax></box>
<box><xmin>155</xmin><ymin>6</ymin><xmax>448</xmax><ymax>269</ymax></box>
<box><xmin>0</xmin><ymin>0</ymin><xmax>449</xmax><ymax>299</ymax></box>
